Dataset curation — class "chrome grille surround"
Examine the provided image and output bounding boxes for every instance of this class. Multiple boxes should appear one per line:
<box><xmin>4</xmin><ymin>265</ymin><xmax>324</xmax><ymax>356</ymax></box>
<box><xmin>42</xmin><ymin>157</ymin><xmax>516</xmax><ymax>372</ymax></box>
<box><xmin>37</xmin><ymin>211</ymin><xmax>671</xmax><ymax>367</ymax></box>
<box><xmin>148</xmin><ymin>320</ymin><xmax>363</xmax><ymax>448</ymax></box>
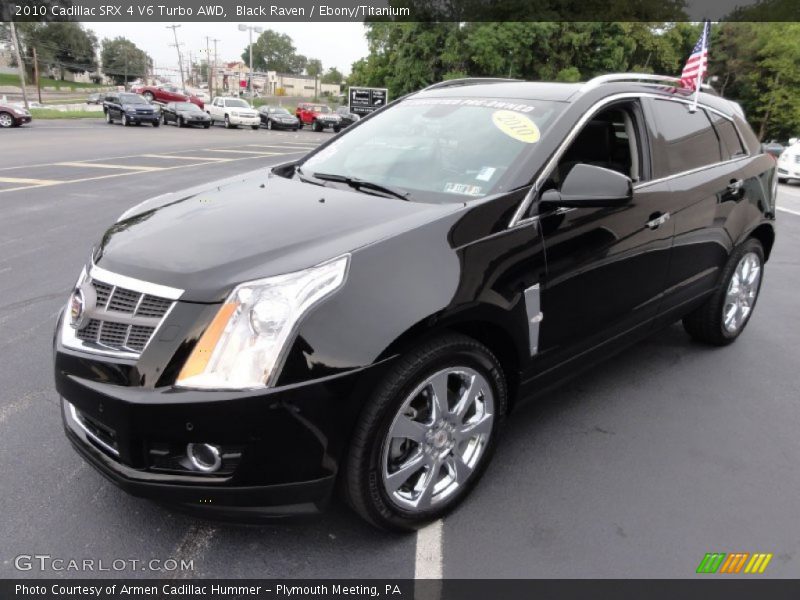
<box><xmin>61</xmin><ymin>264</ymin><xmax>183</xmax><ymax>360</ymax></box>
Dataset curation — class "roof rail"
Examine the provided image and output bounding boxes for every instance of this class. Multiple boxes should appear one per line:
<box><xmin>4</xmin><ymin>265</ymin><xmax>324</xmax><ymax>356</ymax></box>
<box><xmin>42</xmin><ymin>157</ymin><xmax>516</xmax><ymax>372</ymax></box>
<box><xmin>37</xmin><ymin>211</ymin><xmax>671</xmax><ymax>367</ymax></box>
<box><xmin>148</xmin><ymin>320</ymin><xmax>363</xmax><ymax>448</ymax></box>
<box><xmin>581</xmin><ymin>73</ymin><xmax>717</xmax><ymax>94</ymax></box>
<box><xmin>421</xmin><ymin>78</ymin><xmax>521</xmax><ymax>92</ymax></box>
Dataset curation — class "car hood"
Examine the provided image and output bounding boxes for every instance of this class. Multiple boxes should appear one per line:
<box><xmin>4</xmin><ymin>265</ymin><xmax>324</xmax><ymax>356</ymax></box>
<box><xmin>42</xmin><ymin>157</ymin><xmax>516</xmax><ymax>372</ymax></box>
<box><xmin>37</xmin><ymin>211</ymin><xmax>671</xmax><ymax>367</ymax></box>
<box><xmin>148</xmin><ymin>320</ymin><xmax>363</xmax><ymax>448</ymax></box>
<box><xmin>179</xmin><ymin>110</ymin><xmax>207</xmax><ymax>116</ymax></box>
<box><xmin>95</xmin><ymin>172</ymin><xmax>462</xmax><ymax>302</ymax></box>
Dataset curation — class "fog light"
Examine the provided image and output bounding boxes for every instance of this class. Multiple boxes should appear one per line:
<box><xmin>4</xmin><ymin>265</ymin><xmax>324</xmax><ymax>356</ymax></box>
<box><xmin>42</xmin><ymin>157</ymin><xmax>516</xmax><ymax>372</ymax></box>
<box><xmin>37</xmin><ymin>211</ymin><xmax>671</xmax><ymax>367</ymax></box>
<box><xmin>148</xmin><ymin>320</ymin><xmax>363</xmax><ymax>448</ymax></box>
<box><xmin>186</xmin><ymin>443</ymin><xmax>222</xmax><ymax>473</ymax></box>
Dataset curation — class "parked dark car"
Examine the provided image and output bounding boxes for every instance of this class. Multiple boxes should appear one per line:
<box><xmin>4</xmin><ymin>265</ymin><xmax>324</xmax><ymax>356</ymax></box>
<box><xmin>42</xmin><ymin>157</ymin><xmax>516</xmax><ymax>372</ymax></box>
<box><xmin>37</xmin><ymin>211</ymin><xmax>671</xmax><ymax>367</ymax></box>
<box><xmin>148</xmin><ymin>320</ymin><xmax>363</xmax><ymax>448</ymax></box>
<box><xmin>86</xmin><ymin>92</ymin><xmax>103</xmax><ymax>105</ymax></box>
<box><xmin>55</xmin><ymin>75</ymin><xmax>776</xmax><ymax>530</ymax></box>
<box><xmin>161</xmin><ymin>102</ymin><xmax>211</xmax><ymax>128</ymax></box>
<box><xmin>103</xmin><ymin>92</ymin><xmax>160</xmax><ymax>127</ymax></box>
<box><xmin>258</xmin><ymin>105</ymin><xmax>300</xmax><ymax>130</ymax></box>
<box><xmin>0</xmin><ymin>103</ymin><xmax>32</xmax><ymax>128</ymax></box>
<box><xmin>335</xmin><ymin>105</ymin><xmax>360</xmax><ymax>128</ymax></box>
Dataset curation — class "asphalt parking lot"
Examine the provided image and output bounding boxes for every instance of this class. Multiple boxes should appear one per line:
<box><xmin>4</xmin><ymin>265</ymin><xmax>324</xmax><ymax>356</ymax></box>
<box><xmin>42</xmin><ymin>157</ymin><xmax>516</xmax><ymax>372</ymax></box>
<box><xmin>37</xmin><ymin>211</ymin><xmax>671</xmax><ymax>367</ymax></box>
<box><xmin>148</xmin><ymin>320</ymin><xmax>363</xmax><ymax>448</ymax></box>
<box><xmin>1</xmin><ymin>120</ymin><xmax>799</xmax><ymax>579</ymax></box>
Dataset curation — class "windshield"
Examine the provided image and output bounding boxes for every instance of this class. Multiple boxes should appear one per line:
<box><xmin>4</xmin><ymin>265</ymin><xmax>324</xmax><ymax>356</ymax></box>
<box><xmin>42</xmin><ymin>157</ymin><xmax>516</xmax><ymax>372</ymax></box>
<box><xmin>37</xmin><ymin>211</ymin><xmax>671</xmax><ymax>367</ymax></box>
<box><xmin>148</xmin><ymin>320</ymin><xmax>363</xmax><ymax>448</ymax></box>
<box><xmin>271</xmin><ymin>107</ymin><xmax>291</xmax><ymax>115</ymax></box>
<box><xmin>120</xmin><ymin>94</ymin><xmax>147</xmax><ymax>105</ymax></box>
<box><xmin>175</xmin><ymin>102</ymin><xmax>200</xmax><ymax>111</ymax></box>
<box><xmin>309</xmin><ymin>105</ymin><xmax>329</xmax><ymax>113</ymax></box>
<box><xmin>300</xmin><ymin>97</ymin><xmax>564</xmax><ymax>201</ymax></box>
<box><xmin>225</xmin><ymin>99</ymin><xmax>250</xmax><ymax>108</ymax></box>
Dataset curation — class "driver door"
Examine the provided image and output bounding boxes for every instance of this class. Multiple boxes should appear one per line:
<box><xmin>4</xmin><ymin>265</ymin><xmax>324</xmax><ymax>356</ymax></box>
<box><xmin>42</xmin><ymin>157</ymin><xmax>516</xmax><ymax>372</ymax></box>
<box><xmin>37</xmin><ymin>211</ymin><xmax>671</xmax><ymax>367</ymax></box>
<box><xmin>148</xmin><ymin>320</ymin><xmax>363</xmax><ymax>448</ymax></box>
<box><xmin>535</xmin><ymin>100</ymin><xmax>674</xmax><ymax>371</ymax></box>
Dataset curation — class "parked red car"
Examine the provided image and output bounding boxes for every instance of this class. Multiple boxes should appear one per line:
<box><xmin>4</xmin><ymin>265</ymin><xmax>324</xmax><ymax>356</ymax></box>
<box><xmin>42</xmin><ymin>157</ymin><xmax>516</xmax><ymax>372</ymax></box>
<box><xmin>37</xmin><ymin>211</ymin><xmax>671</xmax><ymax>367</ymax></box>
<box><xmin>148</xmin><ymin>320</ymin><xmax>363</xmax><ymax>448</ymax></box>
<box><xmin>295</xmin><ymin>102</ymin><xmax>343</xmax><ymax>132</ymax></box>
<box><xmin>0</xmin><ymin>103</ymin><xmax>32</xmax><ymax>128</ymax></box>
<box><xmin>131</xmin><ymin>84</ymin><xmax>204</xmax><ymax>109</ymax></box>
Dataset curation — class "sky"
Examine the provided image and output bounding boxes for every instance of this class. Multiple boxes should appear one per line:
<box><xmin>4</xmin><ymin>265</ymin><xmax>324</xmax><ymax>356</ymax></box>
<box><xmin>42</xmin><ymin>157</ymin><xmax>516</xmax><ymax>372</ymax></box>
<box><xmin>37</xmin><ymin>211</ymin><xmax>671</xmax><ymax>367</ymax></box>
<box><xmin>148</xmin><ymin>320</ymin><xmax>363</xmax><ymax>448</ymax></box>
<box><xmin>84</xmin><ymin>22</ymin><xmax>369</xmax><ymax>78</ymax></box>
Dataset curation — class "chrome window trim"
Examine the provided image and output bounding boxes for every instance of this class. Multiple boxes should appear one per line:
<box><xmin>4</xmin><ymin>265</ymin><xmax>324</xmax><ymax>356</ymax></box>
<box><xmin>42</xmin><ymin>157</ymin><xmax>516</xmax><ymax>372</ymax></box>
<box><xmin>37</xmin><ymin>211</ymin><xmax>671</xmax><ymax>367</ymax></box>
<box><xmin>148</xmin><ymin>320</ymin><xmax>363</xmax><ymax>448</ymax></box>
<box><xmin>508</xmin><ymin>91</ymin><xmax>751</xmax><ymax>229</ymax></box>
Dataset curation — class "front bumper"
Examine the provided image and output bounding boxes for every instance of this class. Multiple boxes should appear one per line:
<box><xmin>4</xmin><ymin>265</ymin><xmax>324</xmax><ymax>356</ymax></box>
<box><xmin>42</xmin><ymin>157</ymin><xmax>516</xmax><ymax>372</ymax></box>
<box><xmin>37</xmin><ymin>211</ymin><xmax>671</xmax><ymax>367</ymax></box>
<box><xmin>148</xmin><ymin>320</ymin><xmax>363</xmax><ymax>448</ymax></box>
<box><xmin>14</xmin><ymin>114</ymin><xmax>32</xmax><ymax>125</ymax></box>
<box><xmin>777</xmin><ymin>164</ymin><xmax>800</xmax><ymax>179</ymax></box>
<box><xmin>228</xmin><ymin>115</ymin><xmax>261</xmax><ymax>126</ymax></box>
<box><xmin>127</xmin><ymin>113</ymin><xmax>159</xmax><ymax>124</ymax></box>
<box><xmin>55</xmin><ymin>337</ymin><xmax>388</xmax><ymax>514</ymax></box>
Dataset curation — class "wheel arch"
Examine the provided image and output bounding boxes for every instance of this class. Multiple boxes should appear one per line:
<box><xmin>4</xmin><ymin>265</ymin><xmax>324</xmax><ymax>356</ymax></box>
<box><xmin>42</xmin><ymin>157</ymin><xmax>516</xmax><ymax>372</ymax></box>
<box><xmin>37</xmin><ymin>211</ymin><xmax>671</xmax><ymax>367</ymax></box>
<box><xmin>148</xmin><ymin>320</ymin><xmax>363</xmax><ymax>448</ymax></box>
<box><xmin>747</xmin><ymin>222</ymin><xmax>775</xmax><ymax>262</ymax></box>
<box><xmin>375</xmin><ymin>309</ymin><xmax>525</xmax><ymax>411</ymax></box>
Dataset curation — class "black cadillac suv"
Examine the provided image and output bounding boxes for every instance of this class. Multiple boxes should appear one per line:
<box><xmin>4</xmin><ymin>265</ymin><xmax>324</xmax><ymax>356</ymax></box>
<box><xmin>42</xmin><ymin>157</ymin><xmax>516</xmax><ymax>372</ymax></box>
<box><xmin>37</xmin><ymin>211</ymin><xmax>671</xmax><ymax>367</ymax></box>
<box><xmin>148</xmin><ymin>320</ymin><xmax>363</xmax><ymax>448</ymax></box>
<box><xmin>55</xmin><ymin>75</ymin><xmax>777</xmax><ymax>530</ymax></box>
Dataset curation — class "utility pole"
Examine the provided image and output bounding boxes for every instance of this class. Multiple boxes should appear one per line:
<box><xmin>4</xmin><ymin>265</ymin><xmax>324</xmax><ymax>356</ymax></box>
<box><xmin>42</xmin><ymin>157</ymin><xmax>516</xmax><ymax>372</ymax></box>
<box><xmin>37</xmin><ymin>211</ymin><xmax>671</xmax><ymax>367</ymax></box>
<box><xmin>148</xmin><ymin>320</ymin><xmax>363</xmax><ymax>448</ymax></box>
<box><xmin>8</xmin><ymin>20</ymin><xmax>29</xmax><ymax>109</ymax></box>
<box><xmin>123</xmin><ymin>47</ymin><xmax>129</xmax><ymax>90</ymax></box>
<box><xmin>238</xmin><ymin>25</ymin><xmax>263</xmax><ymax>99</ymax></box>
<box><xmin>212</xmin><ymin>38</ymin><xmax>220</xmax><ymax>98</ymax></box>
<box><xmin>166</xmin><ymin>24</ymin><xmax>186</xmax><ymax>90</ymax></box>
<box><xmin>32</xmin><ymin>47</ymin><xmax>41</xmax><ymax>104</ymax></box>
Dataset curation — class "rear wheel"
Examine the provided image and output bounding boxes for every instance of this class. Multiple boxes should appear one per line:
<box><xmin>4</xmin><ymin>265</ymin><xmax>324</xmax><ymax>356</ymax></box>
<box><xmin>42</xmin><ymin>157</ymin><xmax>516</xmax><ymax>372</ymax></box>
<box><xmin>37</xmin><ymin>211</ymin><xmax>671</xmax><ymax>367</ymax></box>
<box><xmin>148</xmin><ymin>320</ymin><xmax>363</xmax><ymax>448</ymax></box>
<box><xmin>343</xmin><ymin>333</ymin><xmax>506</xmax><ymax>531</ymax></box>
<box><xmin>333</xmin><ymin>126</ymin><xmax>341</xmax><ymax>133</ymax></box>
<box><xmin>683</xmin><ymin>238</ymin><xmax>764</xmax><ymax>346</ymax></box>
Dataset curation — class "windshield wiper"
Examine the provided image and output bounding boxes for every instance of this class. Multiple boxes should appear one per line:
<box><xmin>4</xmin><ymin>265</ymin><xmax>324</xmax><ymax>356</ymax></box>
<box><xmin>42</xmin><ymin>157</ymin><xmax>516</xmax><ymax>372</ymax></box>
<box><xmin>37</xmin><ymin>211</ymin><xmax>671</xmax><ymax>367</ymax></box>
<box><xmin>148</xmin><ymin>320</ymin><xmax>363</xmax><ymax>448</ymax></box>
<box><xmin>312</xmin><ymin>172</ymin><xmax>411</xmax><ymax>201</ymax></box>
<box><xmin>294</xmin><ymin>166</ymin><xmax>325</xmax><ymax>187</ymax></box>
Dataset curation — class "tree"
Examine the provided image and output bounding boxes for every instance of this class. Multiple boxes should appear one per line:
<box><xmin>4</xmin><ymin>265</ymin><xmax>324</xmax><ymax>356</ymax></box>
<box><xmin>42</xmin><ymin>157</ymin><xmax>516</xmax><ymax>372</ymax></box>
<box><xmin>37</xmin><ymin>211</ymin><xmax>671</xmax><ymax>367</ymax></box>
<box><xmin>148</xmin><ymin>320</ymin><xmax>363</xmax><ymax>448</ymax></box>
<box><xmin>242</xmin><ymin>29</ymin><xmax>307</xmax><ymax>74</ymax></box>
<box><xmin>306</xmin><ymin>58</ymin><xmax>323</xmax><ymax>99</ymax></box>
<box><xmin>13</xmin><ymin>22</ymin><xmax>98</xmax><ymax>80</ymax></box>
<box><xmin>321</xmin><ymin>67</ymin><xmax>344</xmax><ymax>85</ymax></box>
<box><xmin>101</xmin><ymin>37</ymin><xmax>151</xmax><ymax>86</ymax></box>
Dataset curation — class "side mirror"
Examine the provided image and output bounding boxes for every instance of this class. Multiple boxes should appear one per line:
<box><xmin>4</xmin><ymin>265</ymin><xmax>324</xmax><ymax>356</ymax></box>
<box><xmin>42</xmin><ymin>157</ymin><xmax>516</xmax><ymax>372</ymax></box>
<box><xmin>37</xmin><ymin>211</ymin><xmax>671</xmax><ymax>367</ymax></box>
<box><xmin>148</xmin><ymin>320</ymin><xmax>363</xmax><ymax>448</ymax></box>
<box><xmin>540</xmin><ymin>164</ymin><xmax>632</xmax><ymax>209</ymax></box>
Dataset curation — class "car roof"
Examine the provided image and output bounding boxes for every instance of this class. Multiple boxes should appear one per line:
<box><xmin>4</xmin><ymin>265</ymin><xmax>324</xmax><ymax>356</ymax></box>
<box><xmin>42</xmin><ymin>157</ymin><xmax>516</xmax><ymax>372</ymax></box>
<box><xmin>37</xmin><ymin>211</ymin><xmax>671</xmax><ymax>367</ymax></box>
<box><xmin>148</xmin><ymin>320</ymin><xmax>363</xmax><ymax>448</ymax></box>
<box><xmin>411</xmin><ymin>76</ymin><xmax>742</xmax><ymax>119</ymax></box>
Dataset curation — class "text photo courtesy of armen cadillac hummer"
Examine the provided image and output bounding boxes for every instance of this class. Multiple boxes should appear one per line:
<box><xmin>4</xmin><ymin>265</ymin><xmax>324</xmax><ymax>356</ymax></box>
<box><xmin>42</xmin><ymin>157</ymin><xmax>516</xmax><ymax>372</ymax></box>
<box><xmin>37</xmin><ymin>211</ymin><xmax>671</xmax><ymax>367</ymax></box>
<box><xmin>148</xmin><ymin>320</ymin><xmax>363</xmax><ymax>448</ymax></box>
<box><xmin>2</xmin><ymin>0</ymin><xmax>800</xmax><ymax>597</ymax></box>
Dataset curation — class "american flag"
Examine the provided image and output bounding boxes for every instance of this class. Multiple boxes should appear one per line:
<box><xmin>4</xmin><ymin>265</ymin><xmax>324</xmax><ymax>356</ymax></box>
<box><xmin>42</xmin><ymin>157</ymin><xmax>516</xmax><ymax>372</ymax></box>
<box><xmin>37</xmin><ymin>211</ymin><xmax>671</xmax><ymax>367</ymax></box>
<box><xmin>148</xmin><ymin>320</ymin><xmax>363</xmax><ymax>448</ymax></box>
<box><xmin>680</xmin><ymin>21</ymin><xmax>711</xmax><ymax>90</ymax></box>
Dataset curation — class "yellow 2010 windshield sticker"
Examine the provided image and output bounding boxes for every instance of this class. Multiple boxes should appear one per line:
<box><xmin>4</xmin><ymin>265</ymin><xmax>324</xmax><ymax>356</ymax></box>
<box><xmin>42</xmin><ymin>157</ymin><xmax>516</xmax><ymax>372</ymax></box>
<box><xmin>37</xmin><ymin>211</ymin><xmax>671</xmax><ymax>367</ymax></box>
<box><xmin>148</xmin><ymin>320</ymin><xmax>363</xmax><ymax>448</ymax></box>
<box><xmin>492</xmin><ymin>110</ymin><xmax>540</xmax><ymax>143</ymax></box>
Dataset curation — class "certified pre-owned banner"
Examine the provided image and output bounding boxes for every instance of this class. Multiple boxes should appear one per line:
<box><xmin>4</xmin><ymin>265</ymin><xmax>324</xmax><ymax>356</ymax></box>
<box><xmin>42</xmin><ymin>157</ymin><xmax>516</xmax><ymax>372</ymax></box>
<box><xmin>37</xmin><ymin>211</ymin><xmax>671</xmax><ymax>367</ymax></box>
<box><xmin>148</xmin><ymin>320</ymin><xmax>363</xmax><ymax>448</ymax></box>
<box><xmin>3</xmin><ymin>0</ymin><xmax>799</xmax><ymax>22</ymax></box>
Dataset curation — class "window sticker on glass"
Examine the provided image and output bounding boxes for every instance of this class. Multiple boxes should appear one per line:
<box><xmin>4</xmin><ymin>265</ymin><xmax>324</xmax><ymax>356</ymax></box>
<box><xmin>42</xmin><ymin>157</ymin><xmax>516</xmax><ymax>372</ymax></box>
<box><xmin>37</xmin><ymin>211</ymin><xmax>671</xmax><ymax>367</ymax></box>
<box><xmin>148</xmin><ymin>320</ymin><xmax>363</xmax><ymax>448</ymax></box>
<box><xmin>476</xmin><ymin>167</ymin><xmax>496</xmax><ymax>182</ymax></box>
<box><xmin>444</xmin><ymin>182</ymin><xmax>483</xmax><ymax>196</ymax></box>
<box><xmin>492</xmin><ymin>110</ymin><xmax>541</xmax><ymax>144</ymax></box>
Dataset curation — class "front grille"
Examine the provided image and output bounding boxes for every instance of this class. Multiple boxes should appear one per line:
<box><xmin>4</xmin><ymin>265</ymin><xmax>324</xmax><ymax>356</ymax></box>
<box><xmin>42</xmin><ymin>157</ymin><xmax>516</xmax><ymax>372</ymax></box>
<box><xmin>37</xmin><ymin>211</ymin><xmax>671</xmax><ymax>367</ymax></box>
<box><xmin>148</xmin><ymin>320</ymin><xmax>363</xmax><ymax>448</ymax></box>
<box><xmin>91</xmin><ymin>280</ymin><xmax>171</xmax><ymax>319</ymax></box>
<box><xmin>72</xmin><ymin>276</ymin><xmax>174</xmax><ymax>355</ymax></box>
<box><xmin>794</xmin><ymin>155</ymin><xmax>800</xmax><ymax>164</ymax></box>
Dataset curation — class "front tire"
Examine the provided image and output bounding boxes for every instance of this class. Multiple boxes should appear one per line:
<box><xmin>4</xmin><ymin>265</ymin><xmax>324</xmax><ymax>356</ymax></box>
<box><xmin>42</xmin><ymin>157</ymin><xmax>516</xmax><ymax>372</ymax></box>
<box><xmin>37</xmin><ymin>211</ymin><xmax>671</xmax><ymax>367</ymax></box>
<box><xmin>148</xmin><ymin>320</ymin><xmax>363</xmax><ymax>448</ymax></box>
<box><xmin>251</xmin><ymin>125</ymin><xmax>259</xmax><ymax>130</ymax></box>
<box><xmin>343</xmin><ymin>333</ymin><xmax>506</xmax><ymax>531</ymax></box>
<box><xmin>224</xmin><ymin>115</ymin><xmax>233</xmax><ymax>129</ymax></box>
<box><xmin>122</xmin><ymin>114</ymin><xmax>130</xmax><ymax>127</ymax></box>
<box><xmin>105</xmin><ymin>111</ymin><xmax>113</xmax><ymax>125</ymax></box>
<box><xmin>152</xmin><ymin>120</ymin><xmax>160</xmax><ymax>128</ymax></box>
<box><xmin>178</xmin><ymin>116</ymin><xmax>184</xmax><ymax>128</ymax></box>
<box><xmin>267</xmin><ymin>120</ymin><xmax>273</xmax><ymax>130</ymax></box>
<box><xmin>683</xmin><ymin>238</ymin><xmax>765</xmax><ymax>346</ymax></box>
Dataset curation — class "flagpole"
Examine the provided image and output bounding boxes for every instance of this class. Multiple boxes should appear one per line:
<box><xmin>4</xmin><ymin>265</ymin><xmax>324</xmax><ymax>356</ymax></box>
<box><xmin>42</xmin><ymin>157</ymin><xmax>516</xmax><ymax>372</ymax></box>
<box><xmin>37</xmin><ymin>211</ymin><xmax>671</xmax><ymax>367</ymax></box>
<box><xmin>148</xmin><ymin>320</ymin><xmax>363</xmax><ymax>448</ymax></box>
<box><xmin>691</xmin><ymin>21</ymin><xmax>708</xmax><ymax>113</ymax></box>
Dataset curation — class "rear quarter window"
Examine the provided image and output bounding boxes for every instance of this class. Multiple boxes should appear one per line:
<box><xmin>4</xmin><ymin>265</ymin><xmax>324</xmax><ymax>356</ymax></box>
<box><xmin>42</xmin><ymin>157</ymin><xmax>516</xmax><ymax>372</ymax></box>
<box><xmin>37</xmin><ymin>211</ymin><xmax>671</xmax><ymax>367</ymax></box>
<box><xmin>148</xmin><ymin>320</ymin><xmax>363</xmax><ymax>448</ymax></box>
<box><xmin>708</xmin><ymin>112</ymin><xmax>747</xmax><ymax>160</ymax></box>
<box><xmin>650</xmin><ymin>99</ymin><xmax>722</xmax><ymax>178</ymax></box>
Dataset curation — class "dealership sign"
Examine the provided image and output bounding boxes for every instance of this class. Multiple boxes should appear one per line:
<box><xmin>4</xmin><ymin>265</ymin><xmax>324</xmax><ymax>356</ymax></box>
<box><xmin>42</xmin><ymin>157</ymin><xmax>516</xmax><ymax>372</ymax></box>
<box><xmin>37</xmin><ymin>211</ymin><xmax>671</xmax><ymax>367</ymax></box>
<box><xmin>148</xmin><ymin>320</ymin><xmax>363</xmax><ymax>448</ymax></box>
<box><xmin>348</xmin><ymin>87</ymin><xmax>388</xmax><ymax>116</ymax></box>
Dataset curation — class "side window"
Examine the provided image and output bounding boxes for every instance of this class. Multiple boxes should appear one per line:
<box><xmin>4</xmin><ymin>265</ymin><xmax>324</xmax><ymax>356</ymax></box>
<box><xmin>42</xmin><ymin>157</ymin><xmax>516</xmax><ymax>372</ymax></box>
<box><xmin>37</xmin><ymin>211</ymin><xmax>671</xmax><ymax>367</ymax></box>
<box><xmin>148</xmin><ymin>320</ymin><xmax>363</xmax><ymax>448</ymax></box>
<box><xmin>650</xmin><ymin>100</ymin><xmax>722</xmax><ymax>177</ymax></box>
<box><xmin>550</xmin><ymin>103</ymin><xmax>643</xmax><ymax>189</ymax></box>
<box><xmin>708</xmin><ymin>112</ymin><xmax>747</xmax><ymax>160</ymax></box>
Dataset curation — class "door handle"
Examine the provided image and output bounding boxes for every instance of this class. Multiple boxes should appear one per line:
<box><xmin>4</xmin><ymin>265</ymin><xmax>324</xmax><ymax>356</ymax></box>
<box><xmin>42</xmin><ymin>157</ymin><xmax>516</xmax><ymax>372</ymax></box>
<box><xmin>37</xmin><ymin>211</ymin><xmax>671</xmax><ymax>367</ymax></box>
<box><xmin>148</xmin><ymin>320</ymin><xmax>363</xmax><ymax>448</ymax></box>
<box><xmin>728</xmin><ymin>179</ymin><xmax>744</xmax><ymax>193</ymax></box>
<box><xmin>646</xmin><ymin>212</ymin><xmax>670</xmax><ymax>230</ymax></box>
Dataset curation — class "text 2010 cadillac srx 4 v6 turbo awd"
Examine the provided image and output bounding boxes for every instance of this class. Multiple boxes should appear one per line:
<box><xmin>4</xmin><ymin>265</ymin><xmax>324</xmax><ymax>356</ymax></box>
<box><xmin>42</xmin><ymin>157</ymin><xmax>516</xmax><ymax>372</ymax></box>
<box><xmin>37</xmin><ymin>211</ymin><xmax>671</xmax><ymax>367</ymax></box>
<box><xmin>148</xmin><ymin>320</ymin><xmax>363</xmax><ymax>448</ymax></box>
<box><xmin>54</xmin><ymin>75</ymin><xmax>777</xmax><ymax>530</ymax></box>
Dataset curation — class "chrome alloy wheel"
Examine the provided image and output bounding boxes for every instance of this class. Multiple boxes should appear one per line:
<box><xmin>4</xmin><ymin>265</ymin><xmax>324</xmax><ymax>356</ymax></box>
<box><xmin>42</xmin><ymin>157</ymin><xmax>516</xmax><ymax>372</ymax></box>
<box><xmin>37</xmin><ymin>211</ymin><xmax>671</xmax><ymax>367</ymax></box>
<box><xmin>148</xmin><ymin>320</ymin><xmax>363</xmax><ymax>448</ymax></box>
<box><xmin>381</xmin><ymin>367</ymin><xmax>494</xmax><ymax>512</ymax></box>
<box><xmin>0</xmin><ymin>113</ymin><xmax>15</xmax><ymax>128</ymax></box>
<box><xmin>723</xmin><ymin>251</ymin><xmax>761</xmax><ymax>333</ymax></box>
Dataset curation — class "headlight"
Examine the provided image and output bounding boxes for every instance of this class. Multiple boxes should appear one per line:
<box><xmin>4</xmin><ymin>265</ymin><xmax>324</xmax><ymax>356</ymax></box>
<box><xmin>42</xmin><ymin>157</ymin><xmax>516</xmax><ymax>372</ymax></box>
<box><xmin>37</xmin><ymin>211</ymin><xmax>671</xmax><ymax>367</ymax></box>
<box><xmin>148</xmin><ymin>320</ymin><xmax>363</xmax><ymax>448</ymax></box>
<box><xmin>231</xmin><ymin>111</ymin><xmax>239</xmax><ymax>117</ymax></box>
<box><xmin>176</xmin><ymin>255</ymin><xmax>350</xmax><ymax>390</ymax></box>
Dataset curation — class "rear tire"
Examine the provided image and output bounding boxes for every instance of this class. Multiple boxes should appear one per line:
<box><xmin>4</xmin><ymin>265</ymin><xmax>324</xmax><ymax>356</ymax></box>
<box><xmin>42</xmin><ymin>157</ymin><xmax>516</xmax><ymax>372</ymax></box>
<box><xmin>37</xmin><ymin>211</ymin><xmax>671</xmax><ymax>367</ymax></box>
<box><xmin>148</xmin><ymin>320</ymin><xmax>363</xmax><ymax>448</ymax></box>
<box><xmin>682</xmin><ymin>238</ymin><xmax>765</xmax><ymax>346</ymax></box>
<box><xmin>343</xmin><ymin>333</ymin><xmax>506</xmax><ymax>531</ymax></box>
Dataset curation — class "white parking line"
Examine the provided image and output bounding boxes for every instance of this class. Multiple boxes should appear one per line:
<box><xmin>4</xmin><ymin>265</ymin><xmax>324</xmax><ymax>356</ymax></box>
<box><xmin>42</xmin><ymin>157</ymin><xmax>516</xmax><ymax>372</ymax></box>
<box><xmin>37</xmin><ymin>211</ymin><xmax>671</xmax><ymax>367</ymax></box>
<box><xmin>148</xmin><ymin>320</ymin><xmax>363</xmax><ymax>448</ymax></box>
<box><xmin>777</xmin><ymin>206</ymin><xmax>800</xmax><ymax>217</ymax></box>
<box><xmin>140</xmin><ymin>154</ymin><xmax>233</xmax><ymax>162</ymax></box>
<box><xmin>56</xmin><ymin>162</ymin><xmax>164</xmax><ymax>172</ymax></box>
<box><xmin>204</xmin><ymin>149</ymin><xmax>284</xmax><ymax>155</ymax></box>
<box><xmin>415</xmin><ymin>519</ymin><xmax>443</xmax><ymax>579</ymax></box>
